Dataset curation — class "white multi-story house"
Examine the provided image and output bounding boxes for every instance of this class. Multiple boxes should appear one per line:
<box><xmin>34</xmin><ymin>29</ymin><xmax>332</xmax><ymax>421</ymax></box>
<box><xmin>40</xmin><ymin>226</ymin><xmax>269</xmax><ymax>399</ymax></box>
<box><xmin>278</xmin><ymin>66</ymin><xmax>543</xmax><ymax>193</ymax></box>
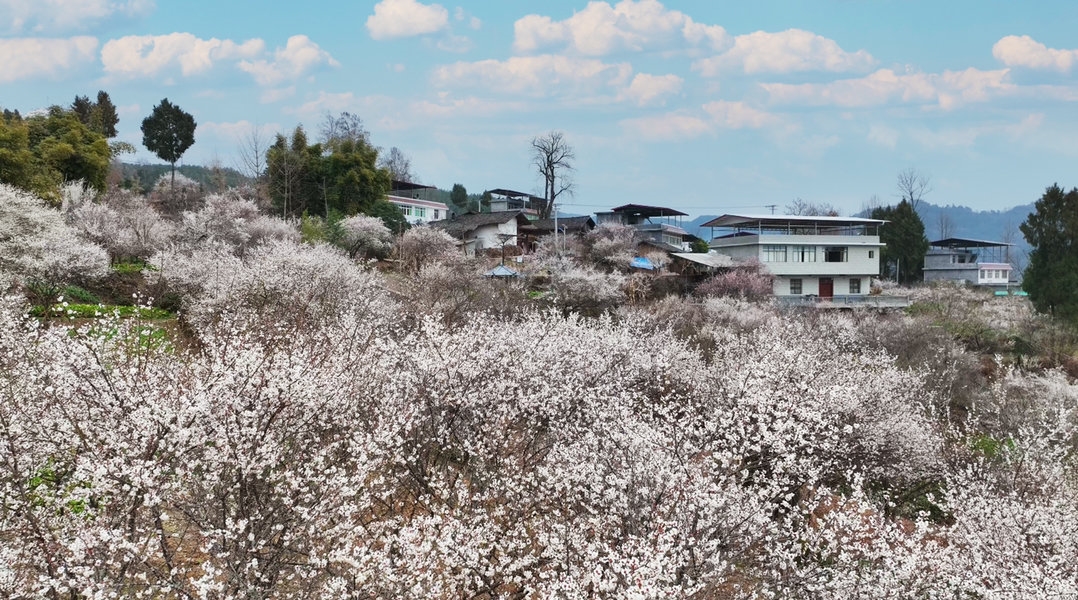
<box><xmin>703</xmin><ymin>214</ymin><xmax>886</xmax><ymax>299</ymax></box>
<box><xmin>923</xmin><ymin>238</ymin><xmax>1013</xmax><ymax>288</ymax></box>
<box><xmin>387</xmin><ymin>194</ymin><xmax>449</xmax><ymax>225</ymax></box>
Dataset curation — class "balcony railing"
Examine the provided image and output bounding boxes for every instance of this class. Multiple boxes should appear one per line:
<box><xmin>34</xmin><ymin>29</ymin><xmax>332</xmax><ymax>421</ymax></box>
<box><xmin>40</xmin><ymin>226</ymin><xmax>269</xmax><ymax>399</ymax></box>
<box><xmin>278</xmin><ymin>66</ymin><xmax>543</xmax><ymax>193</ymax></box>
<box><xmin>776</xmin><ymin>294</ymin><xmax>911</xmax><ymax>308</ymax></box>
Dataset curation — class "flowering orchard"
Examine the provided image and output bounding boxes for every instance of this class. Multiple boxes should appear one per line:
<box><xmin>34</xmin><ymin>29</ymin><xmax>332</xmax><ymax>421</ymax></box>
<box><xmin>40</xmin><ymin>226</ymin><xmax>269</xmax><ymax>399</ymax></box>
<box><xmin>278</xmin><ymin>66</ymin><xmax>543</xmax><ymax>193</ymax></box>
<box><xmin>0</xmin><ymin>183</ymin><xmax>1076</xmax><ymax>598</ymax></box>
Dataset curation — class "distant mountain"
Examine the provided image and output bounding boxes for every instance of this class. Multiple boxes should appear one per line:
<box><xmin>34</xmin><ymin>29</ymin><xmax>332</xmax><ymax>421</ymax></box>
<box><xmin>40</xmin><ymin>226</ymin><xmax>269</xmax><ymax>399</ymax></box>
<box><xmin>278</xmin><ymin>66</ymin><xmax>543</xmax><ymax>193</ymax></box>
<box><xmin>116</xmin><ymin>162</ymin><xmax>250</xmax><ymax>195</ymax></box>
<box><xmin>913</xmin><ymin>202</ymin><xmax>1032</xmax><ymax>247</ymax></box>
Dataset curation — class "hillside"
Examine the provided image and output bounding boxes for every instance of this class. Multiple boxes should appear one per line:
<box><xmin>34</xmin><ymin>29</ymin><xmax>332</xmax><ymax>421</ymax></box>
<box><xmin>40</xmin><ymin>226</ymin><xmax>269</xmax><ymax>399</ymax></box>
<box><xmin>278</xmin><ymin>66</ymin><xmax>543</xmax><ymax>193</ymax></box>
<box><xmin>116</xmin><ymin>162</ymin><xmax>250</xmax><ymax>194</ymax></box>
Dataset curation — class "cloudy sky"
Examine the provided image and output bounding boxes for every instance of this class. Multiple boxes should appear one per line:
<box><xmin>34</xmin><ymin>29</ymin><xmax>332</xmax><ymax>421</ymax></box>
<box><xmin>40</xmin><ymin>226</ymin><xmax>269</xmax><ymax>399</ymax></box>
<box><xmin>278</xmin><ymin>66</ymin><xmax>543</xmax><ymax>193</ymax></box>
<box><xmin>4</xmin><ymin>0</ymin><xmax>1078</xmax><ymax>216</ymax></box>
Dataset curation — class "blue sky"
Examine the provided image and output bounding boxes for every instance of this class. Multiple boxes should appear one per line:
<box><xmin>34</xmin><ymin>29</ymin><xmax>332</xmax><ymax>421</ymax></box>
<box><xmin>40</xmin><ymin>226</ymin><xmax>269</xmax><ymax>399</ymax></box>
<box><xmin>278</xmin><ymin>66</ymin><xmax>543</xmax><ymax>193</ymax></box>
<box><xmin>4</xmin><ymin>0</ymin><xmax>1078</xmax><ymax>217</ymax></box>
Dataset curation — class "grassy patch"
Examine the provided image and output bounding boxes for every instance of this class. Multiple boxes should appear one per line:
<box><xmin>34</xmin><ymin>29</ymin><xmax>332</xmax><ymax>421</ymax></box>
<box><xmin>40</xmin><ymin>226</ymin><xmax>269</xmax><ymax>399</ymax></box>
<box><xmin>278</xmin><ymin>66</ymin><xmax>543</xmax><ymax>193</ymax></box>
<box><xmin>110</xmin><ymin>261</ymin><xmax>157</xmax><ymax>275</ymax></box>
<box><xmin>31</xmin><ymin>303</ymin><xmax>173</xmax><ymax>320</ymax></box>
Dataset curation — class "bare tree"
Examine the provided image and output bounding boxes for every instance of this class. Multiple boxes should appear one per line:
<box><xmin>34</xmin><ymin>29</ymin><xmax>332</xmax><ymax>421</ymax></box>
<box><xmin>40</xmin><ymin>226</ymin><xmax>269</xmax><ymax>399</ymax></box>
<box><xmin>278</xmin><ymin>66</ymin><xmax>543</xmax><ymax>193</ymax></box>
<box><xmin>379</xmin><ymin>146</ymin><xmax>416</xmax><ymax>184</ymax></box>
<box><xmin>896</xmin><ymin>168</ymin><xmax>931</xmax><ymax>209</ymax></box>
<box><xmin>862</xmin><ymin>194</ymin><xmax>883</xmax><ymax>214</ymax></box>
<box><xmin>531</xmin><ymin>131</ymin><xmax>575</xmax><ymax>220</ymax></box>
<box><xmin>236</xmin><ymin>123</ymin><xmax>270</xmax><ymax>207</ymax></box>
<box><xmin>319</xmin><ymin>111</ymin><xmax>369</xmax><ymax>151</ymax></box>
<box><xmin>786</xmin><ymin>198</ymin><xmax>839</xmax><ymax>216</ymax></box>
<box><xmin>1001</xmin><ymin>219</ymin><xmax>1025</xmax><ymax>276</ymax></box>
<box><xmin>936</xmin><ymin>211</ymin><xmax>955</xmax><ymax>240</ymax></box>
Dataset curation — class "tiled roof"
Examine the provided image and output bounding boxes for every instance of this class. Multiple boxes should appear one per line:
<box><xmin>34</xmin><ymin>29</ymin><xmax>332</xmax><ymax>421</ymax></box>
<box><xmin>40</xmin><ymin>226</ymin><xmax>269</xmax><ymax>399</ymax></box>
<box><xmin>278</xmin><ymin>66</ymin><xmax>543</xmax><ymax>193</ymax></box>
<box><xmin>431</xmin><ymin>211</ymin><xmax>527</xmax><ymax>239</ymax></box>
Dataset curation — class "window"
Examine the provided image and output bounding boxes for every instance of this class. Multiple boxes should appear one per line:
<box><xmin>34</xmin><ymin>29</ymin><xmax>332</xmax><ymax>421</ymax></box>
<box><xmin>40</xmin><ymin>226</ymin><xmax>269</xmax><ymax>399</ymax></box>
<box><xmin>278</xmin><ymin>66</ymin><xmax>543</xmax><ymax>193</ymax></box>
<box><xmin>789</xmin><ymin>278</ymin><xmax>802</xmax><ymax>295</ymax></box>
<box><xmin>849</xmin><ymin>278</ymin><xmax>861</xmax><ymax>294</ymax></box>
<box><xmin>415</xmin><ymin>207</ymin><xmax>426</xmax><ymax>218</ymax></box>
<box><xmin>790</xmin><ymin>245</ymin><xmax>816</xmax><ymax>262</ymax></box>
<box><xmin>762</xmin><ymin>245</ymin><xmax>787</xmax><ymax>262</ymax></box>
<box><xmin>398</xmin><ymin>205</ymin><xmax>413</xmax><ymax>216</ymax></box>
<box><xmin>433</xmin><ymin>210</ymin><xmax>440</xmax><ymax>219</ymax></box>
<box><xmin>824</xmin><ymin>247</ymin><xmax>847</xmax><ymax>262</ymax></box>
<box><xmin>979</xmin><ymin>269</ymin><xmax>986</xmax><ymax>280</ymax></box>
<box><xmin>663</xmin><ymin>233</ymin><xmax>682</xmax><ymax>246</ymax></box>
<box><xmin>869</xmin><ymin>250</ymin><xmax>874</xmax><ymax>259</ymax></box>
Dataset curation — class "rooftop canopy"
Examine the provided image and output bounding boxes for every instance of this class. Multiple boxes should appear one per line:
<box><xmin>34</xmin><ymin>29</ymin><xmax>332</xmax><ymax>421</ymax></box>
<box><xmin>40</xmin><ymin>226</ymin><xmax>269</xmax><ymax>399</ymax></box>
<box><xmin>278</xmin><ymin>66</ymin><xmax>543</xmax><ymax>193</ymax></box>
<box><xmin>486</xmin><ymin>188</ymin><xmax>536</xmax><ymax>199</ymax></box>
<box><xmin>391</xmin><ymin>180</ymin><xmax>436</xmax><ymax>191</ymax></box>
<box><xmin>930</xmin><ymin>237</ymin><xmax>1014</xmax><ymax>248</ymax></box>
<box><xmin>701</xmin><ymin>214</ymin><xmax>886</xmax><ymax>228</ymax></box>
<box><xmin>609</xmin><ymin>204</ymin><xmax>688</xmax><ymax>218</ymax></box>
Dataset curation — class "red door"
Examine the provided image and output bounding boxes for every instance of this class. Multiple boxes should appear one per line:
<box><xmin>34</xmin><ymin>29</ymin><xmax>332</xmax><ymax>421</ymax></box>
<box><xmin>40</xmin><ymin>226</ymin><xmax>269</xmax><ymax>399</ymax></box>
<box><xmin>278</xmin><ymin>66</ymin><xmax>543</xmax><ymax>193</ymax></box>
<box><xmin>819</xmin><ymin>278</ymin><xmax>834</xmax><ymax>299</ymax></box>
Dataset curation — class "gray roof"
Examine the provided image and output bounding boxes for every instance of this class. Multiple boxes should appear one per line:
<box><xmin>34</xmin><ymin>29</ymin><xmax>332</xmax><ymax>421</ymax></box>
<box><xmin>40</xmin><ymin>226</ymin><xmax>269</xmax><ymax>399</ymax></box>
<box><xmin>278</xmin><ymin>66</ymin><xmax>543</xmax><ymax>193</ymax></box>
<box><xmin>527</xmin><ymin>215</ymin><xmax>596</xmax><ymax>233</ymax></box>
<box><xmin>929</xmin><ymin>237</ymin><xmax>1013</xmax><ymax>248</ymax></box>
<box><xmin>701</xmin><ymin>214</ymin><xmax>886</xmax><ymax>228</ymax></box>
<box><xmin>671</xmin><ymin>252</ymin><xmax>737</xmax><ymax>268</ymax></box>
<box><xmin>431</xmin><ymin>211</ymin><xmax>530</xmax><ymax>239</ymax></box>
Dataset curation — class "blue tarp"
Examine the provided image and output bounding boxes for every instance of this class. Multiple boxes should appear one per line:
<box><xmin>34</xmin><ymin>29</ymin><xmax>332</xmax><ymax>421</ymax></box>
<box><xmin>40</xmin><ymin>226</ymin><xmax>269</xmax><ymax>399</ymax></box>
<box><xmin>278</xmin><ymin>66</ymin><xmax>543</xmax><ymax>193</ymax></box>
<box><xmin>630</xmin><ymin>256</ymin><xmax>657</xmax><ymax>271</ymax></box>
<box><xmin>484</xmin><ymin>264</ymin><xmax>521</xmax><ymax>278</ymax></box>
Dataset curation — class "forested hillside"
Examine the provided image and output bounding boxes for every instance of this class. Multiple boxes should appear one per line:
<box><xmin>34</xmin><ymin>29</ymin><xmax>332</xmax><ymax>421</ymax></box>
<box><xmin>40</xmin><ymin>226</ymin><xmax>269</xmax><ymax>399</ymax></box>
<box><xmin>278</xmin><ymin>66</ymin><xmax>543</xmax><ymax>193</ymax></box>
<box><xmin>0</xmin><ymin>178</ymin><xmax>1076</xmax><ymax>598</ymax></box>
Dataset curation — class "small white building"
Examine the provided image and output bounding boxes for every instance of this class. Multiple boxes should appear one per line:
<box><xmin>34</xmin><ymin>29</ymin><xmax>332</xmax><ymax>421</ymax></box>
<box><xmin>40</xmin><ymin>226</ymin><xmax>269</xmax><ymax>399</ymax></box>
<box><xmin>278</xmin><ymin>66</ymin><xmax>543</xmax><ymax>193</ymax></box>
<box><xmin>923</xmin><ymin>238</ymin><xmax>1013</xmax><ymax>288</ymax></box>
<box><xmin>431</xmin><ymin>211</ymin><xmax>533</xmax><ymax>256</ymax></box>
<box><xmin>387</xmin><ymin>194</ymin><xmax>449</xmax><ymax>225</ymax></box>
<box><xmin>703</xmin><ymin>214</ymin><xmax>886</xmax><ymax>299</ymax></box>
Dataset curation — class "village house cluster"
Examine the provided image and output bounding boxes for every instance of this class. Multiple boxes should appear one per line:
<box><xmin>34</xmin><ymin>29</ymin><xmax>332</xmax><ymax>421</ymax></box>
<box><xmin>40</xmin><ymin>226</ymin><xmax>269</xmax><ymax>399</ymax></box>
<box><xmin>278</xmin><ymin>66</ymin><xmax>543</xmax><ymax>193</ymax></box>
<box><xmin>386</xmin><ymin>181</ymin><xmax>1017</xmax><ymax>302</ymax></box>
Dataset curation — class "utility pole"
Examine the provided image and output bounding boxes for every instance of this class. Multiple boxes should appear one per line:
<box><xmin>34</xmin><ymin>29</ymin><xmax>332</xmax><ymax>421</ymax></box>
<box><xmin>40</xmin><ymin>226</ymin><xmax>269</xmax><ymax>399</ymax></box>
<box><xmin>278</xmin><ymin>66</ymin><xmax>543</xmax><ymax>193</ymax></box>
<box><xmin>554</xmin><ymin>202</ymin><xmax>559</xmax><ymax>253</ymax></box>
<box><xmin>765</xmin><ymin>204</ymin><xmax>777</xmax><ymax>215</ymax></box>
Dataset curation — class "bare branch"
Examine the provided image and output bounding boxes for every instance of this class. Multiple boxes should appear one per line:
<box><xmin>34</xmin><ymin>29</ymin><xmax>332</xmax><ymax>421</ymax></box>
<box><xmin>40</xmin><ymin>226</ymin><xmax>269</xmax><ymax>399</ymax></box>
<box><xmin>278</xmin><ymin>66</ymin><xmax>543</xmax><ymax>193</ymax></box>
<box><xmin>896</xmin><ymin>167</ymin><xmax>931</xmax><ymax>210</ymax></box>
<box><xmin>531</xmin><ymin>131</ymin><xmax>575</xmax><ymax>219</ymax></box>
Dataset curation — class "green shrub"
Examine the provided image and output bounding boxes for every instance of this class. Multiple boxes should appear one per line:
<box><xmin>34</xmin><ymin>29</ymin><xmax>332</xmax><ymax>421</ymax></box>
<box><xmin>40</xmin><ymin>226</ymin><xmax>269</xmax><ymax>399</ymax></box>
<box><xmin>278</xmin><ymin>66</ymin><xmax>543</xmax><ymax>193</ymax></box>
<box><xmin>61</xmin><ymin>285</ymin><xmax>99</xmax><ymax>304</ymax></box>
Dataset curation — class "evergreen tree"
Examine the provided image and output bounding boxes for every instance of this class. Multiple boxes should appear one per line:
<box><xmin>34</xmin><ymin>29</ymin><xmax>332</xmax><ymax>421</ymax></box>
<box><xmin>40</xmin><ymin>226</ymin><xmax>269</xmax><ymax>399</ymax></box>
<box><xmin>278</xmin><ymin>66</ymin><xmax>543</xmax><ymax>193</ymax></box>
<box><xmin>1021</xmin><ymin>184</ymin><xmax>1078</xmax><ymax>320</ymax></box>
<box><xmin>449</xmin><ymin>183</ymin><xmax>469</xmax><ymax>214</ymax></box>
<box><xmin>92</xmin><ymin>91</ymin><xmax>119</xmax><ymax>138</ymax></box>
<box><xmin>871</xmin><ymin>200</ymin><xmax>928</xmax><ymax>285</ymax></box>
<box><xmin>141</xmin><ymin>98</ymin><xmax>196</xmax><ymax>193</ymax></box>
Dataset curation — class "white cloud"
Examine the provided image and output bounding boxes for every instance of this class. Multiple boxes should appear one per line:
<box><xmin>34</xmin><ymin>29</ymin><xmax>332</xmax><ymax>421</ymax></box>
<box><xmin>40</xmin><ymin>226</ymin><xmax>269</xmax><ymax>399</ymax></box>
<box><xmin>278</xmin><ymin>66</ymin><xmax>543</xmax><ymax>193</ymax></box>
<box><xmin>867</xmin><ymin>124</ymin><xmax>899</xmax><ymax>148</ymax></box>
<box><xmin>702</xmin><ymin>100</ymin><xmax>778</xmax><ymax>129</ymax></box>
<box><xmin>2</xmin><ymin>0</ymin><xmax>152</xmax><ymax>34</ymax></box>
<box><xmin>762</xmin><ymin>67</ymin><xmax>1012</xmax><ymax>109</ymax></box>
<box><xmin>433</xmin><ymin>55</ymin><xmax>632</xmax><ymax>97</ymax></box>
<box><xmin>436</xmin><ymin>34</ymin><xmax>473</xmax><ymax>53</ymax></box>
<box><xmin>289</xmin><ymin>91</ymin><xmax>358</xmax><ymax>117</ymax></box>
<box><xmin>454</xmin><ymin>6</ymin><xmax>481</xmax><ymax>30</ymax></box>
<box><xmin>620</xmin><ymin>112</ymin><xmax>712</xmax><ymax>141</ymax></box>
<box><xmin>0</xmin><ymin>36</ymin><xmax>97</xmax><ymax>83</ymax></box>
<box><xmin>238</xmin><ymin>35</ymin><xmax>338</xmax><ymax>86</ymax></box>
<box><xmin>622</xmin><ymin>73</ymin><xmax>682</xmax><ymax>106</ymax></box>
<box><xmin>366</xmin><ymin>0</ymin><xmax>449</xmax><ymax>40</ymax></box>
<box><xmin>993</xmin><ymin>35</ymin><xmax>1078</xmax><ymax>72</ymax></box>
<box><xmin>411</xmin><ymin>97</ymin><xmax>526</xmax><ymax>119</ymax></box>
<box><xmin>694</xmin><ymin>29</ymin><xmax>875</xmax><ymax>76</ymax></box>
<box><xmin>513</xmin><ymin>0</ymin><xmax>728</xmax><ymax>55</ymax></box>
<box><xmin>101</xmin><ymin>32</ymin><xmax>263</xmax><ymax>78</ymax></box>
<box><xmin>259</xmin><ymin>86</ymin><xmax>296</xmax><ymax>104</ymax></box>
<box><xmin>199</xmin><ymin>119</ymin><xmax>283</xmax><ymax>143</ymax></box>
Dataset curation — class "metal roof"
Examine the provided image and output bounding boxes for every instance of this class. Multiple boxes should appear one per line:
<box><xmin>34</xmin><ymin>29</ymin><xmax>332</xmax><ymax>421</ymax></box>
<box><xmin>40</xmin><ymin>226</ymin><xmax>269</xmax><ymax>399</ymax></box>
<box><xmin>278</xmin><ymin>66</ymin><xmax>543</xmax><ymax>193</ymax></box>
<box><xmin>486</xmin><ymin>188</ymin><xmax>537</xmax><ymax>199</ymax></box>
<box><xmin>390</xmin><ymin>180</ymin><xmax>437</xmax><ymax>191</ymax></box>
<box><xmin>484</xmin><ymin>265</ymin><xmax>521</xmax><ymax>278</ymax></box>
<box><xmin>929</xmin><ymin>237</ymin><xmax>1013</xmax><ymax>248</ymax></box>
<box><xmin>608</xmin><ymin>204</ymin><xmax>688</xmax><ymax>218</ymax></box>
<box><xmin>701</xmin><ymin>214</ymin><xmax>886</xmax><ymax>228</ymax></box>
<box><xmin>671</xmin><ymin>253</ymin><xmax>737</xmax><ymax>268</ymax></box>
